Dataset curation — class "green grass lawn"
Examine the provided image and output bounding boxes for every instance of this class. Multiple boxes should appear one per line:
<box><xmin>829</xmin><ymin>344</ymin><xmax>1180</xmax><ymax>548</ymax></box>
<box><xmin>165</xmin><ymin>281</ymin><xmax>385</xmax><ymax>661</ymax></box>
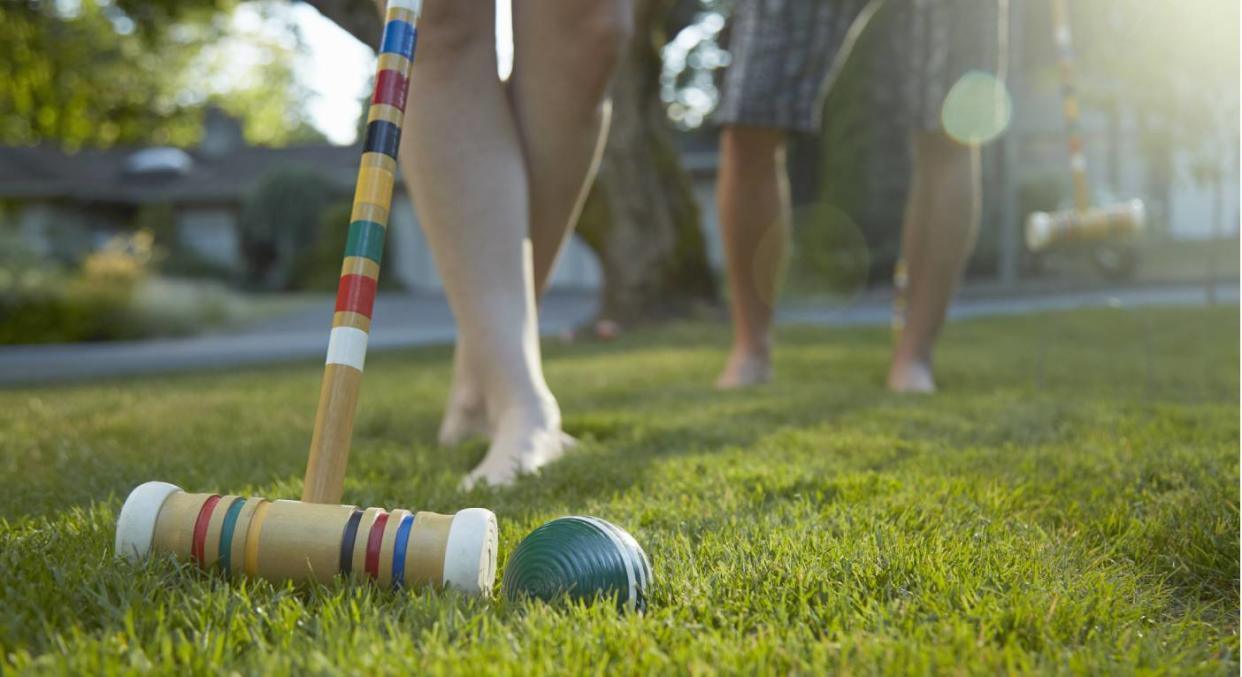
<box><xmin>1</xmin><ymin>306</ymin><xmax>1237</xmax><ymax>673</ymax></box>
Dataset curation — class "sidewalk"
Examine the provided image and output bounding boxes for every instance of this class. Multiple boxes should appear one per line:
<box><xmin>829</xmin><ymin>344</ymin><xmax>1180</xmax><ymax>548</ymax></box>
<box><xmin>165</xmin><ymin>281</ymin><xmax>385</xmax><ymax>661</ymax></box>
<box><xmin>778</xmin><ymin>280</ymin><xmax>1239</xmax><ymax>326</ymax></box>
<box><xmin>0</xmin><ymin>282</ymin><xmax>1235</xmax><ymax>386</ymax></box>
<box><xmin>0</xmin><ymin>292</ymin><xmax>596</xmax><ymax>386</ymax></box>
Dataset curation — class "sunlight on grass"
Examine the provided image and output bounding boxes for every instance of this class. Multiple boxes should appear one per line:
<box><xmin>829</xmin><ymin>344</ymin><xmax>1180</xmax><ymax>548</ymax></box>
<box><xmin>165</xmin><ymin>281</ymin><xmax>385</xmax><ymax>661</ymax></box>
<box><xmin>0</xmin><ymin>307</ymin><xmax>1237</xmax><ymax>672</ymax></box>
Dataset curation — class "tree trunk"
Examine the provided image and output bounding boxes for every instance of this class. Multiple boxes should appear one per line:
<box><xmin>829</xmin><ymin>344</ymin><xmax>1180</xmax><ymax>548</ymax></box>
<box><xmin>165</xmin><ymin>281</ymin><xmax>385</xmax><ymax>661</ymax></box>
<box><xmin>576</xmin><ymin>0</ymin><xmax>718</xmax><ymax>324</ymax></box>
<box><xmin>305</xmin><ymin>0</ymin><xmax>719</xmax><ymax>325</ymax></box>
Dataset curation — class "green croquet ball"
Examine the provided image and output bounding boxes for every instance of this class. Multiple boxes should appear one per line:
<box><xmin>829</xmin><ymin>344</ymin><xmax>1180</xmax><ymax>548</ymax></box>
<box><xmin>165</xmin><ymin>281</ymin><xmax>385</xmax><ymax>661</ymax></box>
<box><xmin>502</xmin><ymin>516</ymin><xmax>651</xmax><ymax>611</ymax></box>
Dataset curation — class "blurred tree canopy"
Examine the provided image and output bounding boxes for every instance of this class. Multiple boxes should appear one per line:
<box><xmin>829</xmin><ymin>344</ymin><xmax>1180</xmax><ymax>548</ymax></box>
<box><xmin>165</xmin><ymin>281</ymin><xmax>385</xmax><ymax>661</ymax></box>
<box><xmin>1074</xmin><ymin>1</ymin><xmax>1238</xmax><ymax>154</ymax></box>
<box><xmin>1070</xmin><ymin>0</ymin><xmax>1239</xmax><ymax>216</ymax></box>
<box><xmin>0</xmin><ymin>0</ymin><xmax>324</xmax><ymax>149</ymax></box>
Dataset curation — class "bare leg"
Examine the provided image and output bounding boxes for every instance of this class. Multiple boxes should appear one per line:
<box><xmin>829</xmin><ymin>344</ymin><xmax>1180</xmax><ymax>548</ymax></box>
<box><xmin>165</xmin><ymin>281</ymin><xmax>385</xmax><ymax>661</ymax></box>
<box><xmin>888</xmin><ymin>131</ymin><xmax>981</xmax><ymax>392</ymax></box>
<box><xmin>436</xmin><ymin>335</ymin><xmax>487</xmax><ymax>446</ymax></box>
<box><xmin>399</xmin><ymin>3</ymin><xmax>565</xmax><ymax>487</ymax></box>
<box><xmin>518</xmin><ymin>4</ymin><xmax>629</xmax><ymax>294</ymax></box>
<box><xmin>439</xmin><ymin>2</ymin><xmax>630</xmax><ymax>446</ymax></box>
<box><xmin>715</xmin><ymin>125</ymin><xmax>790</xmax><ymax>389</ymax></box>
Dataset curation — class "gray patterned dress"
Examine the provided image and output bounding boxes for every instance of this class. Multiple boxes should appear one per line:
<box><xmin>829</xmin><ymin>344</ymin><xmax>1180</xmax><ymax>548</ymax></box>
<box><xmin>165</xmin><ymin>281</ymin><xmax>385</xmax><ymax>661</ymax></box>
<box><xmin>716</xmin><ymin>0</ymin><xmax>1002</xmax><ymax>134</ymax></box>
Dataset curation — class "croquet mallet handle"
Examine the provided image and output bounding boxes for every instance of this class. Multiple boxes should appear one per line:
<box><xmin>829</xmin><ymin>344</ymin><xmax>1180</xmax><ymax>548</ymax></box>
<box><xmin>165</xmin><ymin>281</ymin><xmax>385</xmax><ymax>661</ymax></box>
<box><xmin>303</xmin><ymin>0</ymin><xmax>422</xmax><ymax>504</ymax></box>
<box><xmin>1050</xmin><ymin>0</ymin><xmax>1090</xmax><ymax>211</ymax></box>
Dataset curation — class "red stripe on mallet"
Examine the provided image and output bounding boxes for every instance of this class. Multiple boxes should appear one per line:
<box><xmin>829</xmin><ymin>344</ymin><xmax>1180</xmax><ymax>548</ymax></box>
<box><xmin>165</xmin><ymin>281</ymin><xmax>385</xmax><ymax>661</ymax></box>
<box><xmin>191</xmin><ymin>495</ymin><xmax>222</xmax><ymax>566</ymax></box>
<box><xmin>364</xmin><ymin>511</ymin><xmax>389</xmax><ymax>579</ymax></box>
<box><xmin>372</xmin><ymin>70</ymin><xmax>410</xmax><ymax>111</ymax></box>
<box><xmin>335</xmin><ymin>274</ymin><xmax>378</xmax><ymax>318</ymax></box>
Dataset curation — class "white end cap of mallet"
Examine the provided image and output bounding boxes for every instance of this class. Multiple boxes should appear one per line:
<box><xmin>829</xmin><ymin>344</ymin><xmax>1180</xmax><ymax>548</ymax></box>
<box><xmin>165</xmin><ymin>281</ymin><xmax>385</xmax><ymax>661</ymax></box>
<box><xmin>441</xmin><ymin>508</ymin><xmax>499</xmax><ymax>597</ymax></box>
<box><xmin>115</xmin><ymin>481</ymin><xmax>182</xmax><ymax>562</ymax></box>
<box><xmin>1026</xmin><ymin>211</ymin><xmax>1053</xmax><ymax>251</ymax></box>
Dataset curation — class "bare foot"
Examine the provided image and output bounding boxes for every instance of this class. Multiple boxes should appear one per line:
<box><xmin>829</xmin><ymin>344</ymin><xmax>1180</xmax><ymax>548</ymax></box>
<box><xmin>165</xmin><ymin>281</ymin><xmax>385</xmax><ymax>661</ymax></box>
<box><xmin>887</xmin><ymin>358</ymin><xmax>936</xmax><ymax>393</ymax></box>
<box><xmin>460</xmin><ymin>398</ymin><xmax>571</xmax><ymax>489</ymax></box>
<box><xmin>438</xmin><ymin>390</ymin><xmax>488</xmax><ymax>447</ymax></box>
<box><xmin>438</xmin><ymin>345</ymin><xmax>489</xmax><ymax>446</ymax></box>
<box><xmin>715</xmin><ymin>349</ymin><xmax>772</xmax><ymax>389</ymax></box>
<box><xmin>439</xmin><ymin>393</ymin><xmax>580</xmax><ymax>449</ymax></box>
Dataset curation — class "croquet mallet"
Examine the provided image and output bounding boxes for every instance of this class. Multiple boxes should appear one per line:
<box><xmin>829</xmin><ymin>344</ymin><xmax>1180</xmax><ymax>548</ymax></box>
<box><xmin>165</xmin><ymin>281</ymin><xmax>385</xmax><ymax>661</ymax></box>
<box><xmin>1025</xmin><ymin>0</ymin><xmax>1145</xmax><ymax>252</ymax></box>
<box><xmin>114</xmin><ymin>0</ymin><xmax>499</xmax><ymax>596</ymax></box>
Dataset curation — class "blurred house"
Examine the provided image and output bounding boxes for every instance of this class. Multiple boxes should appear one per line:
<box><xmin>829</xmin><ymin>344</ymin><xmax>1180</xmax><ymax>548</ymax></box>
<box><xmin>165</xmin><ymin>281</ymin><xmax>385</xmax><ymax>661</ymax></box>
<box><xmin>0</xmin><ymin>109</ymin><xmax>602</xmax><ymax>292</ymax></box>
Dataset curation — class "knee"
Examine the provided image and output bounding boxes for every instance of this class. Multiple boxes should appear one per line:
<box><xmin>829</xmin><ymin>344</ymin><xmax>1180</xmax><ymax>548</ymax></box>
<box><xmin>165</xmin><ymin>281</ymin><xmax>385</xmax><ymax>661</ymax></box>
<box><xmin>552</xmin><ymin>5</ymin><xmax>633</xmax><ymax>99</ymax></box>
<box><xmin>583</xmin><ymin>5</ymin><xmax>634</xmax><ymax>77</ymax></box>
<box><xmin>414</xmin><ymin>1</ymin><xmax>495</xmax><ymax>63</ymax></box>
<box><xmin>721</xmin><ymin>126</ymin><xmax>786</xmax><ymax>168</ymax></box>
<box><xmin>912</xmin><ymin>131</ymin><xmax>973</xmax><ymax>167</ymax></box>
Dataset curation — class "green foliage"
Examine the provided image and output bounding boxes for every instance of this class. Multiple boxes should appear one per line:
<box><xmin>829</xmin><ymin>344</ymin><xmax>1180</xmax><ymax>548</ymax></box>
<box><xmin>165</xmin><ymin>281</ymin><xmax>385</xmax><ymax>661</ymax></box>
<box><xmin>158</xmin><ymin>249</ymin><xmax>238</xmax><ymax>281</ymax></box>
<box><xmin>795</xmin><ymin>0</ymin><xmax>896</xmax><ymax>287</ymax></box>
<box><xmin>0</xmin><ymin>0</ymin><xmax>320</xmax><ymax>149</ymax></box>
<box><xmin>288</xmin><ymin>200</ymin><xmax>401</xmax><ymax>292</ymax></box>
<box><xmin>133</xmin><ymin>201</ymin><xmax>230</xmax><ymax>281</ymax></box>
<box><xmin>0</xmin><ymin>307</ymin><xmax>1237</xmax><ymax>672</ymax></box>
<box><xmin>193</xmin><ymin>3</ymin><xmax>329</xmax><ymax>147</ymax></box>
<box><xmin>0</xmin><ymin>271</ymin><xmax>134</xmax><ymax>344</ymax></box>
<box><xmin>786</xmin><ymin>203</ymin><xmax>871</xmax><ymax>300</ymax></box>
<box><xmin>0</xmin><ymin>231</ymin><xmax>153</xmax><ymax>343</ymax></box>
<box><xmin>133</xmin><ymin>202</ymin><xmax>177</xmax><ymax>247</ymax></box>
<box><xmin>0</xmin><ymin>230</ymin><xmax>278</xmax><ymax>343</ymax></box>
<box><xmin>1072</xmin><ymin>0</ymin><xmax>1239</xmax><ymax>169</ymax></box>
<box><xmin>239</xmin><ymin>166</ymin><xmax>338</xmax><ymax>290</ymax></box>
<box><xmin>1019</xmin><ymin>175</ymin><xmax>1068</xmax><ymax>222</ymax></box>
<box><xmin>291</xmin><ymin>200</ymin><xmax>351</xmax><ymax>291</ymax></box>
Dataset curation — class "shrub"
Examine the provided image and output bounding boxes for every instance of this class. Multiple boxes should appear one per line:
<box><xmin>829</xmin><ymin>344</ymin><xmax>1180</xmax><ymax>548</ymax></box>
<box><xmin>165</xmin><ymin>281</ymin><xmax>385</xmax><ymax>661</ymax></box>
<box><xmin>134</xmin><ymin>202</ymin><xmax>177</xmax><ymax>250</ymax></box>
<box><xmin>0</xmin><ymin>231</ymin><xmax>153</xmax><ymax>344</ymax></box>
<box><xmin>239</xmin><ymin>166</ymin><xmax>338</xmax><ymax>290</ymax></box>
<box><xmin>1019</xmin><ymin>175</ymin><xmax>1069</xmax><ymax>220</ymax></box>
<box><xmin>1</xmin><ymin>230</ymin><xmax>271</xmax><ymax>344</ymax></box>
<box><xmin>290</xmin><ymin>201</ymin><xmax>353</xmax><ymax>291</ymax></box>
<box><xmin>786</xmin><ymin>203</ymin><xmax>872</xmax><ymax>301</ymax></box>
<box><xmin>290</xmin><ymin>201</ymin><xmax>402</xmax><ymax>291</ymax></box>
<box><xmin>159</xmin><ymin>249</ymin><xmax>237</xmax><ymax>282</ymax></box>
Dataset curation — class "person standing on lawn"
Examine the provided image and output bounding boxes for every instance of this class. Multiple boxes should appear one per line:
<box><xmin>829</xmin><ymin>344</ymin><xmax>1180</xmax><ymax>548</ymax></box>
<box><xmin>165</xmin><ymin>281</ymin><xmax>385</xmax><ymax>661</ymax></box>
<box><xmin>387</xmin><ymin>2</ymin><xmax>631</xmax><ymax>487</ymax></box>
<box><xmin>713</xmin><ymin>0</ymin><xmax>1002</xmax><ymax>392</ymax></box>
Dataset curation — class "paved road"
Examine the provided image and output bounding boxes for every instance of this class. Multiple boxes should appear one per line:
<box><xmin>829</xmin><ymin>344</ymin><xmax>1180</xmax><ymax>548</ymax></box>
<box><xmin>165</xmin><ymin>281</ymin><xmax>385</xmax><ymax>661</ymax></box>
<box><xmin>0</xmin><ymin>282</ymin><xmax>1234</xmax><ymax>386</ymax></box>
<box><xmin>0</xmin><ymin>292</ymin><xmax>596</xmax><ymax>386</ymax></box>
<box><xmin>778</xmin><ymin>281</ymin><xmax>1239</xmax><ymax>326</ymax></box>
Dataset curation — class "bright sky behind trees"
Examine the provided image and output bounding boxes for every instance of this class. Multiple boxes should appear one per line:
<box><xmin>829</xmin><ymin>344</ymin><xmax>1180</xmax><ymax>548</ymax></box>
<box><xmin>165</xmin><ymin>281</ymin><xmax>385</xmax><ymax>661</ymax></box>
<box><xmin>291</xmin><ymin>0</ymin><xmax>514</xmax><ymax>145</ymax></box>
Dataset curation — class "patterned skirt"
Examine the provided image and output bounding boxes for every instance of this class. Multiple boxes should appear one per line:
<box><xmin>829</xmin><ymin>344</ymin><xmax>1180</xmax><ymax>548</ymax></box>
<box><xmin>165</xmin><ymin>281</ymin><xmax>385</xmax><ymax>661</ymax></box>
<box><xmin>716</xmin><ymin>0</ymin><xmax>1002</xmax><ymax>135</ymax></box>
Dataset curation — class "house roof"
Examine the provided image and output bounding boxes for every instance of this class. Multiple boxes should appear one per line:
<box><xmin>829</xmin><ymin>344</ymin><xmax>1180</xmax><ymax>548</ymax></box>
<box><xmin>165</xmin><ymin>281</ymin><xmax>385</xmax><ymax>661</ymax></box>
<box><xmin>0</xmin><ymin>143</ymin><xmax>368</xmax><ymax>205</ymax></box>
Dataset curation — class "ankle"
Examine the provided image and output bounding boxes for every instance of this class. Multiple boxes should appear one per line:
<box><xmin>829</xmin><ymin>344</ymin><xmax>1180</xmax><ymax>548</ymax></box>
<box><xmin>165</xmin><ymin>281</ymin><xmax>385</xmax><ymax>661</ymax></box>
<box><xmin>892</xmin><ymin>338</ymin><xmax>932</xmax><ymax>368</ymax></box>
<box><xmin>730</xmin><ymin>338</ymin><xmax>772</xmax><ymax>361</ymax></box>
<box><xmin>489</xmin><ymin>388</ymin><xmax>561</xmax><ymax>432</ymax></box>
<box><xmin>448</xmin><ymin>385</ymin><xmax>485</xmax><ymax>410</ymax></box>
<box><xmin>888</xmin><ymin>358</ymin><xmax>936</xmax><ymax>393</ymax></box>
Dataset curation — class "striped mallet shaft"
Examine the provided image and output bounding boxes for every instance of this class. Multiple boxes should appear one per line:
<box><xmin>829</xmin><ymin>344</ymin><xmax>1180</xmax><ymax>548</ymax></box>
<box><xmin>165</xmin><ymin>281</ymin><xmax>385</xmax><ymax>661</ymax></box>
<box><xmin>1051</xmin><ymin>0</ymin><xmax>1090</xmax><ymax>211</ymax></box>
<box><xmin>891</xmin><ymin>258</ymin><xmax>908</xmax><ymax>340</ymax></box>
<box><xmin>1032</xmin><ymin>0</ymin><xmax>1146</xmax><ymax>252</ymax></box>
<box><xmin>1026</xmin><ymin>199</ymin><xmax>1146</xmax><ymax>251</ymax></box>
<box><xmin>115</xmin><ymin>482</ymin><xmax>498</xmax><ymax>595</ymax></box>
<box><xmin>304</xmin><ymin>0</ymin><xmax>422</xmax><ymax>505</ymax></box>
